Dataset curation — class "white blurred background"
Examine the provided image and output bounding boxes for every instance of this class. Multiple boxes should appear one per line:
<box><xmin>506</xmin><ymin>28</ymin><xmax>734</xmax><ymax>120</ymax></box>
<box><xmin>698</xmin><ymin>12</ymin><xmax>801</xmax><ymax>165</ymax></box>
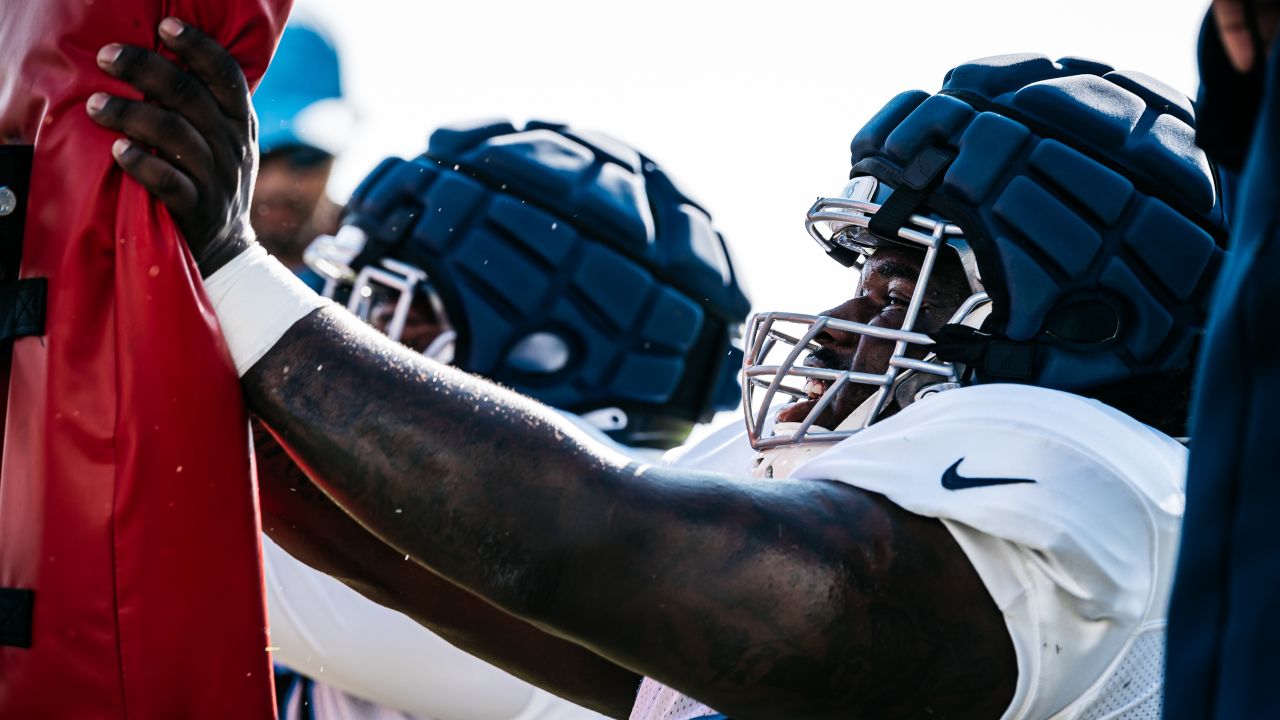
<box><xmin>290</xmin><ymin>0</ymin><xmax>1209</xmax><ymax>316</ymax></box>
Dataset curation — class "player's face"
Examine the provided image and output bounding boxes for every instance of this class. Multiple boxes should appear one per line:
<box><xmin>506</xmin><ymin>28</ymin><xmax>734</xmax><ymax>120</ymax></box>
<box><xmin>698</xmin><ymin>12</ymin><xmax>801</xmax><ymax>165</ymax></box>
<box><xmin>251</xmin><ymin>147</ymin><xmax>334</xmax><ymax>256</ymax></box>
<box><xmin>777</xmin><ymin>246</ymin><xmax>970</xmax><ymax>428</ymax></box>
<box><xmin>369</xmin><ymin>292</ymin><xmax>448</xmax><ymax>355</ymax></box>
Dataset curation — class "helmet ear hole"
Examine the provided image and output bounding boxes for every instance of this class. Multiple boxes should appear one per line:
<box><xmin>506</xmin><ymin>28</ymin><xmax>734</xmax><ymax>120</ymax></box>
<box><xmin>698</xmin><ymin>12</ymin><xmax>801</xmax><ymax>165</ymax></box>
<box><xmin>1043</xmin><ymin>297</ymin><xmax>1122</xmax><ymax>344</ymax></box>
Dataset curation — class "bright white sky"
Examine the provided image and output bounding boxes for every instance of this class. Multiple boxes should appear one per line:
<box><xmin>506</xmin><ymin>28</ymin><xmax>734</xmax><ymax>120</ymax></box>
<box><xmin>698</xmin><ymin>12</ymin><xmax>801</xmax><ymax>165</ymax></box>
<box><xmin>293</xmin><ymin>0</ymin><xmax>1208</xmax><ymax>316</ymax></box>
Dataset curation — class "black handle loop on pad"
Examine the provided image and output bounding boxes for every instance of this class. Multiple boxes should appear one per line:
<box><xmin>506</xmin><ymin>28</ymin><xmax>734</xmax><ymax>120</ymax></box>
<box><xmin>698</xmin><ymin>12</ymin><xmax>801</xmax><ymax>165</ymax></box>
<box><xmin>0</xmin><ymin>587</ymin><xmax>34</xmax><ymax>648</ymax></box>
<box><xmin>0</xmin><ymin>278</ymin><xmax>45</xmax><ymax>342</ymax></box>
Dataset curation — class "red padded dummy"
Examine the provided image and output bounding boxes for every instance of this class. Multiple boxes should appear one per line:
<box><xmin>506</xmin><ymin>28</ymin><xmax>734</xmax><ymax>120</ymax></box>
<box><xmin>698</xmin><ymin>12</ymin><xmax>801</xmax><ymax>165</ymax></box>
<box><xmin>0</xmin><ymin>1</ymin><xmax>291</xmax><ymax>717</ymax></box>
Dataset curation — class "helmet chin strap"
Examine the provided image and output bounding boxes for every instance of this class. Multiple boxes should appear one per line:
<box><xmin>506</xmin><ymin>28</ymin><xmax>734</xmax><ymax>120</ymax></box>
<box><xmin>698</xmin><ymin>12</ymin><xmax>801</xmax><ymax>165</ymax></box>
<box><xmin>887</xmin><ymin>299</ymin><xmax>990</xmax><ymax>409</ymax></box>
<box><xmin>893</xmin><ymin>368</ymin><xmax>965</xmax><ymax>411</ymax></box>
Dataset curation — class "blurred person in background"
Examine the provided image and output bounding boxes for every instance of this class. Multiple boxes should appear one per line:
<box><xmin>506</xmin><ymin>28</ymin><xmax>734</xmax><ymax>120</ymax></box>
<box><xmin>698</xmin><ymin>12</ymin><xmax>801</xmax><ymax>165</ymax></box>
<box><xmin>260</xmin><ymin>119</ymin><xmax>750</xmax><ymax>719</ymax></box>
<box><xmin>1165</xmin><ymin>1</ymin><xmax>1280</xmax><ymax>717</ymax></box>
<box><xmin>251</xmin><ymin>18</ymin><xmax>354</xmax><ymax>289</ymax></box>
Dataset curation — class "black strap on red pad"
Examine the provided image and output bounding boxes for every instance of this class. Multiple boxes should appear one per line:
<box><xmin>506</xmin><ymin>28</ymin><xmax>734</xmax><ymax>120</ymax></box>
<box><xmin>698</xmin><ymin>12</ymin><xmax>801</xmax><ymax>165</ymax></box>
<box><xmin>0</xmin><ymin>145</ymin><xmax>41</xmax><ymax>649</ymax></box>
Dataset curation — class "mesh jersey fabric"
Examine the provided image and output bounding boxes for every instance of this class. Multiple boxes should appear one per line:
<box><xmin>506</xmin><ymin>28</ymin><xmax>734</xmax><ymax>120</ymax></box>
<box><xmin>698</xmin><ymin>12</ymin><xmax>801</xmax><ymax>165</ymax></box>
<box><xmin>628</xmin><ymin>677</ymin><xmax>722</xmax><ymax>720</ymax></box>
<box><xmin>632</xmin><ymin>384</ymin><xmax>1184</xmax><ymax>720</ymax></box>
<box><xmin>1076</xmin><ymin>628</ymin><xmax>1164</xmax><ymax>720</ymax></box>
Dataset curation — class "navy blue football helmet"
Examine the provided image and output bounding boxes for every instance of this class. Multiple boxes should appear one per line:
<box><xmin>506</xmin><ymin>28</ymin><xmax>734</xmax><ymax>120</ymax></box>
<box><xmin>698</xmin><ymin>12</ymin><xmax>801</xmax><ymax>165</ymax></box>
<box><xmin>745</xmin><ymin>55</ymin><xmax>1227</xmax><ymax>448</ymax></box>
<box><xmin>308</xmin><ymin>120</ymin><xmax>751</xmax><ymax>449</ymax></box>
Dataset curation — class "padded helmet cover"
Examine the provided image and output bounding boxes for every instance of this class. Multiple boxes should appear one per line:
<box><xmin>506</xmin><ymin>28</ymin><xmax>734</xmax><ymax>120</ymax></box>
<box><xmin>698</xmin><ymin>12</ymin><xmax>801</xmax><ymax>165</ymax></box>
<box><xmin>850</xmin><ymin>54</ymin><xmax>1227</xmax><ymax>391</ymax></box>
<box><xmin>343</xmin><ymin>120</ymin><xmax>752</xmax><ymax>429</ymax></box>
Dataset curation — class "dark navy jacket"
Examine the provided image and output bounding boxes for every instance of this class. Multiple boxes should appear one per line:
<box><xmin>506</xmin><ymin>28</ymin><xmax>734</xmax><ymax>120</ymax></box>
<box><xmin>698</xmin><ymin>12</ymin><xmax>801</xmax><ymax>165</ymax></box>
<box><xmin>1165</xmin><ymin>10</ymin><xmax>1280</xmax><ymax>719</ymax></box>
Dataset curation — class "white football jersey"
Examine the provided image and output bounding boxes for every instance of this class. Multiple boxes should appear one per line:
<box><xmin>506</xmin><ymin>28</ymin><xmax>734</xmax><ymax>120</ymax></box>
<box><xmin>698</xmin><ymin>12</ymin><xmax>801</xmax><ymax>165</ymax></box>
<box><xmin>631</xmin><ymin>383</ymin><xmax>1185</xmax><ymax>720</ymax></box>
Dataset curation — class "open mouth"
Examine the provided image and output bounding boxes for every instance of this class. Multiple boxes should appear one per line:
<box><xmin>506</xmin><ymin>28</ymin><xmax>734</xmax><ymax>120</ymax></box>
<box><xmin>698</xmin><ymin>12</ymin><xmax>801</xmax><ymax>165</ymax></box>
<box><xmin>777</xmin><ymin>377</ymin><xmax>832</xmax><ymax>424</ymax></box>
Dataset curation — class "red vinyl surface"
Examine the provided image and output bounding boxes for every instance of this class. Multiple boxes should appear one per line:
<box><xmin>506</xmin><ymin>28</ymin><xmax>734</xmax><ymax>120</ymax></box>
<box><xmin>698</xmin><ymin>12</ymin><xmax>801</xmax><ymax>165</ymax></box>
<box><xmin>0</xmin><ymin>1</ymin><xmax>291</xmax><ymax>716</ymax></box>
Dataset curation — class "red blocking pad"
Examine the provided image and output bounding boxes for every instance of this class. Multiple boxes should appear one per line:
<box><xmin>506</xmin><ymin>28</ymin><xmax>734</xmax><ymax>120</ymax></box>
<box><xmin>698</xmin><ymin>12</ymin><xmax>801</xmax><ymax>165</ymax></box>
<box><xmin>0</xmin><ymin>1</ymin><xmax>291</xmax><ymax>717</ymax></box>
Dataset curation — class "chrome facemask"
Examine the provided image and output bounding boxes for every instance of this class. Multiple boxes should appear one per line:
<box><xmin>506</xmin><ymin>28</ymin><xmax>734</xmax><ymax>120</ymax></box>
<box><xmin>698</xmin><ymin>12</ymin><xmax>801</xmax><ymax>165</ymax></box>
<box><xmin>742</xmin><ymin>176</ymin><xmax>989</xmax><ymax>450</ymax></box>
<box><xmin>305</xmin><ymin>226</ymin><xmax>457</xmax><ymax>363</ymax></box>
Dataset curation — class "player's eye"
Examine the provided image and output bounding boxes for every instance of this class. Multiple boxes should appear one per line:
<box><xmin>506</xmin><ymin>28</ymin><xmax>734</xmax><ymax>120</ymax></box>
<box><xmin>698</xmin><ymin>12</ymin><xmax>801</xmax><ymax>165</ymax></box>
<box><xmin>885</xmin><ymin>293</ymin><xmax>910</xmax><ymax>308</ymax></box>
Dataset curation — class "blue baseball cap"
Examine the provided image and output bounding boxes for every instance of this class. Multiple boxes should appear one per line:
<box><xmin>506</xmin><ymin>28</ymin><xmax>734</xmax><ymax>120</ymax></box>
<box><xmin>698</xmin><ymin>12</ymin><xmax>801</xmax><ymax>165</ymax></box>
<box><xmin>255</xmin><ymin>21</ymin><xmax>355</xmax><ymax>157</ymax></box>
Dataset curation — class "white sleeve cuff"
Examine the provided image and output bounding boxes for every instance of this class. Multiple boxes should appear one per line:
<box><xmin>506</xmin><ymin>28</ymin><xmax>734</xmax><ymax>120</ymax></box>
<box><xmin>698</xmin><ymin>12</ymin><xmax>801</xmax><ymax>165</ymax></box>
<box><xmin>202</xmin><ymin>244</ymin><xmax>330</xmax><ymax>376</ymax></box>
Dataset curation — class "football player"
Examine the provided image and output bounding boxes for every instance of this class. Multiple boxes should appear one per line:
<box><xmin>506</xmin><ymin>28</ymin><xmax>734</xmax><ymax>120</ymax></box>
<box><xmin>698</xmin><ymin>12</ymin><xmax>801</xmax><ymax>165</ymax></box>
<box><xmin>89</xmin><ymin>19</ymin><xmax>1226</xmax><ymax>719</ymax></box>
<box><xmin>259</xmin><ymin>119</ymin><xmax>749</xmax><ymax>719</ymax></box>
<box><xmin>249</xmin><ymin>19</ymin><xmax>351</xmax><ymax>285</ymax></box>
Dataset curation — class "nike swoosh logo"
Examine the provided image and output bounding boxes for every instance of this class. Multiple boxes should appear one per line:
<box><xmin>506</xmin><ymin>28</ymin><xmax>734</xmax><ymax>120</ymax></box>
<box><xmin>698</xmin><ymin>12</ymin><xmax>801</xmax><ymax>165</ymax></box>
<box><xmin>941</xmin><ymin>458</ymin><xmax>1036</xmax><ymax>491</ymax></box>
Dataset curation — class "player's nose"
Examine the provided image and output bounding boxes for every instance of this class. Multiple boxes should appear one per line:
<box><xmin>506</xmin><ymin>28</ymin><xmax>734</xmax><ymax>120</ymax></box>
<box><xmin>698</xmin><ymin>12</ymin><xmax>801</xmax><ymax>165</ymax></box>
<box><xmin>814</xmin><ymin>323</ymin><xmax>856</xmax><ymax>350</ymax></box>
<box><xmin>815</xmin><ymin>297</ymin><xmax>872</xmax><ymax>348</ymax></box>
